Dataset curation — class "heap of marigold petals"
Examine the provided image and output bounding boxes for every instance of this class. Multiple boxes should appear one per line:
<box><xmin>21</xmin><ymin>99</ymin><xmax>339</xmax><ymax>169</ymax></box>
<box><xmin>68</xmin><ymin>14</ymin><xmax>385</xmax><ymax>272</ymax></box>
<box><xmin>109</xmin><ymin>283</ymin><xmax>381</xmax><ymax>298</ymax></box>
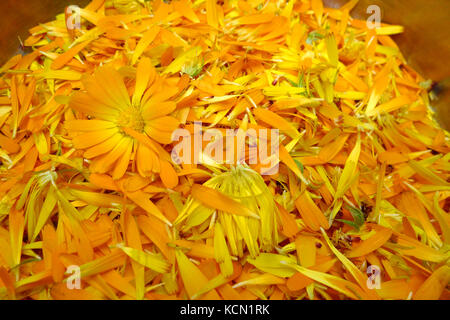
<box><xmin>0</xmin><ymin>0</ymin><xmax>449</xmax><ymax>300</ymax></box>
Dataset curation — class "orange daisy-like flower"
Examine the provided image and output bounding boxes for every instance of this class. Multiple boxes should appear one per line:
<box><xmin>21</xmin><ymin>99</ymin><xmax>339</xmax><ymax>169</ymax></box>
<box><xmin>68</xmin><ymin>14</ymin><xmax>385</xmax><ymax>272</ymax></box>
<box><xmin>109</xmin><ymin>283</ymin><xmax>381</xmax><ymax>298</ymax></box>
<box><xmin>66</xmin><ymin>58</ymin><xmax>179</xmax><ymax>187</ymax></box>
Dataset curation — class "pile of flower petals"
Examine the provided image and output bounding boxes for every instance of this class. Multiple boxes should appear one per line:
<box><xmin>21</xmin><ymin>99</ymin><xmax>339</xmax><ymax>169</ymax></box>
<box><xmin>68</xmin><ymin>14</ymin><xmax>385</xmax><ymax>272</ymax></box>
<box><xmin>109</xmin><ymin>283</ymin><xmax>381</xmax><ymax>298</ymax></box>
<box><xmin>0</xmin><ymin>0</ymin><xmax>449</xmax><ymax>300</ymax></box>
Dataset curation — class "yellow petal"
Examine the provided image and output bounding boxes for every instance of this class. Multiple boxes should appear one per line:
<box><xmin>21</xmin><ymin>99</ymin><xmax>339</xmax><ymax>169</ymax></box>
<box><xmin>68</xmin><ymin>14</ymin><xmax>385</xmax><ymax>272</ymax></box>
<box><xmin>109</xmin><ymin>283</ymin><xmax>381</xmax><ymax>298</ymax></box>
<box><xmin>191</xmin><ymin>184</ymin><xmax>260</xmax><ymax>219</ymax></box>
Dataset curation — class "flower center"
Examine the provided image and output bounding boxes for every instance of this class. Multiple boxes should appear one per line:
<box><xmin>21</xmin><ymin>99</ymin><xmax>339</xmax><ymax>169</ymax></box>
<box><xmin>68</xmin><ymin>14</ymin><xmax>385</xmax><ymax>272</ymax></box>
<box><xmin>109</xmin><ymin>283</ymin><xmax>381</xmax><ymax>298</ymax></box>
<box><xmin>117</xmin><ymin>107</ymin><xmax>145</xmax><ymax>132</ymax></box>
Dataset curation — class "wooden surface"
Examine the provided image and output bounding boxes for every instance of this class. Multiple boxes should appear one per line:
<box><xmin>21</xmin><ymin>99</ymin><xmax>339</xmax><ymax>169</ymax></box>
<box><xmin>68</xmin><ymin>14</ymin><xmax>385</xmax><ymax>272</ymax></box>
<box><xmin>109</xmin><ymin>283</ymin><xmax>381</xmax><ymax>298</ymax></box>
<box><xmin>0</xmin><ymin>0</ymin><xmax>448</xmax><ymax>129</ymax></box>
<box><xmin>0</xmin><ymin>0</ymin><xmax>90</xmax><ymax>60</ymax></box>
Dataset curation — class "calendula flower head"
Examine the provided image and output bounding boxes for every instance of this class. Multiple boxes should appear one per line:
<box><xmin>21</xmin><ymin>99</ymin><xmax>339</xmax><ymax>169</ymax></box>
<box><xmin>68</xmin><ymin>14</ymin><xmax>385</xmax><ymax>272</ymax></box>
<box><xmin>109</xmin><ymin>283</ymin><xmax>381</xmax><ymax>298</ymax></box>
<box><xmin>66</xmin><ymin>57</ymin><xmax>179</xmax><ymax>187</ymax></box>
<box><xmin>175</xmin><ymin>165</ymin><xmax>279</xmax><ymax>272</ymax></box>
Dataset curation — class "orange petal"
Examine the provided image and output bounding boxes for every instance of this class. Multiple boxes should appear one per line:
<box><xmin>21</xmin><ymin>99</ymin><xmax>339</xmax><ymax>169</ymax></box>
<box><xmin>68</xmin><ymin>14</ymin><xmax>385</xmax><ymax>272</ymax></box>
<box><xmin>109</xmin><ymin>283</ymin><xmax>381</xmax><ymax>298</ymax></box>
<box><xmin>347</xmin><ymin>227</ymin><xmax>392</xmax><ymax>258</ymax></box>
<box><xmin>132</xmin><ymin>57</ymin><xmax>154</xmax><ymax>106</ymax></box>
<box><xmin>145</xmin><ymin>116</ymin><xmax>179</xmax><ymax>144</ymax></box>
<box><xmin>191</xmin><ymin>184</ymin><xmax>260</xmax><ymax>219</ymax></box>
<box><xmin>73</xmin><ymin>128</ymin><xmax>119</xmax><ymax>149</ymax></box>
<box><xmin>159</xmin><ymin>160</ymin><xmax>178</xmax><ymax>189</ymax></box>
